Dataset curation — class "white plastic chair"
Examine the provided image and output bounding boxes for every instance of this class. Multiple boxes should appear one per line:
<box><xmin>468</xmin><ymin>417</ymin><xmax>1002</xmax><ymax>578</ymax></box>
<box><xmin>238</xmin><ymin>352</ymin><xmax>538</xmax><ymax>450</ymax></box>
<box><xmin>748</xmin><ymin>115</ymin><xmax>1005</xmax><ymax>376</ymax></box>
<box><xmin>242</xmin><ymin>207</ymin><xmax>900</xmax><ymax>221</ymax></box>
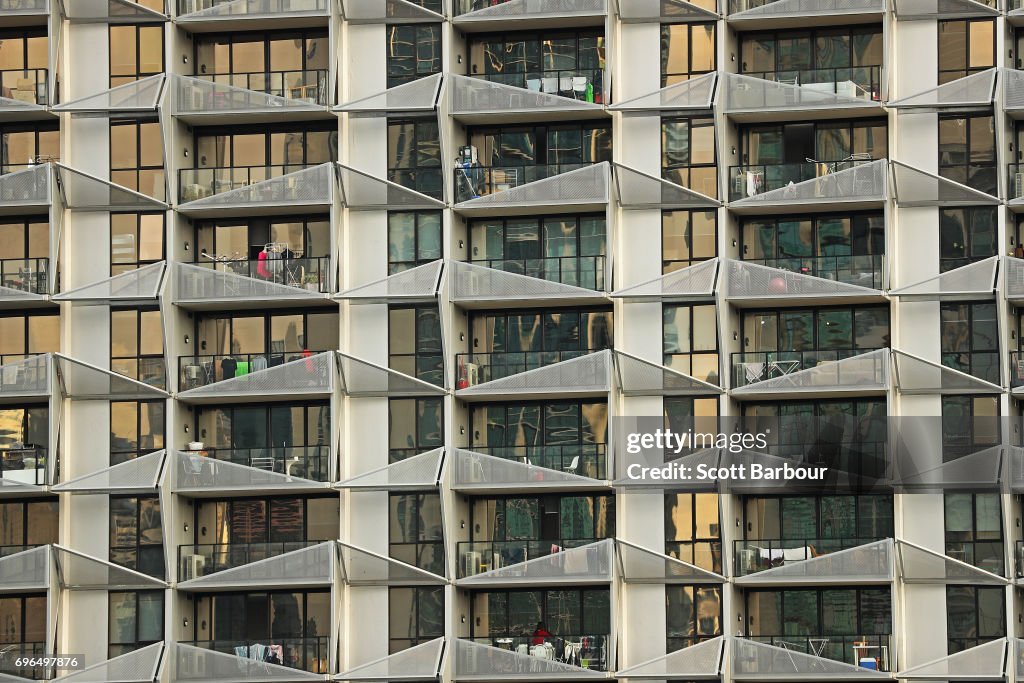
<box><xmin>541</xmin><ymin>77</ymin><xmax>558</xmax><ymax>94</ymax></box>
<box><xmin>565</xmin><ymin>455</ymin><xmax>580</xmax><ymax>474</ymax></box>
<box><xmin>559</xmin><ymin>75</ymin><xmax>573</xmax><ymax>96</ymax></box>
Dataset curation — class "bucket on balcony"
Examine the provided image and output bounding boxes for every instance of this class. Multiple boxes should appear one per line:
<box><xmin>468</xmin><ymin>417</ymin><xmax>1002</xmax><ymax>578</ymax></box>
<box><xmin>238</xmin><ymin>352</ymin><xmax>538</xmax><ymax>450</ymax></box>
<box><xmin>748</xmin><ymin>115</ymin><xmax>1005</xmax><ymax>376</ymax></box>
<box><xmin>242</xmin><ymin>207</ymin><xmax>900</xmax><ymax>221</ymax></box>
<box><xmin>858</xmin><ymin>658</ymin><xmax>878</xmax><ymax>670</ymax></box>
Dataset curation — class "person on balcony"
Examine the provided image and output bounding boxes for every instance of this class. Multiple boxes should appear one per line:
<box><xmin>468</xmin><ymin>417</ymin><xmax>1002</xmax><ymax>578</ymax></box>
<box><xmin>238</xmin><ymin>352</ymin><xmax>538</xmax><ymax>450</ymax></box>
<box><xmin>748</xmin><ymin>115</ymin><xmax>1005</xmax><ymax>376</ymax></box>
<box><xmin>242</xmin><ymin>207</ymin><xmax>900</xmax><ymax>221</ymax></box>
<box><xmin>532</xmin><ymin>621</ymin><xmax>552</xmax><ymax>645</ymax></box>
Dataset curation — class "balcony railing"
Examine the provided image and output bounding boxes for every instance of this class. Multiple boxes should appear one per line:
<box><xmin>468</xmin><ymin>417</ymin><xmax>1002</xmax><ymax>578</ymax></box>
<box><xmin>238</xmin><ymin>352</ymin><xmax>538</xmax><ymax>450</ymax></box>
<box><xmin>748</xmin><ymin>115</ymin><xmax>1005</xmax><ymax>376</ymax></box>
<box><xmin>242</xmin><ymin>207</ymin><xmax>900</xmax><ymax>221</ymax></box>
<box><xmin>0</xmin><ymin>446</ymin><xmax>46</xmax><ymax>486</ymax></box>
<box><xmin>732</xmin><ymin>348</ymin><xmax>884</xmax><ymax>388</ymax></box>
<box><xmin>468</xmin><ymin>255</ymin><xmax>606</xmax><ymax>291</ymax></box>
<box><xmin>192</xmin><ymin>255</ymin><xmax>329</xmax><ymax>293</ymax></box>
<box><xmin>464</xmin><ymin>634</ymin><xmax>610</xmax><ymax>671</ymax></box>
<box><xmin>193</xmin><ymin>70</ymin><xmax>327</xmax><ymax>105</ymax></box>
<box><xmin>0</xmin><ymin>257</ymin><xmax>48</xmax><ymax>295</ymax></box>
<box><xmin>740</xmin><ymin>66</ymin><xmax>882</xmax><ymax>102</ymax></box>
<box><xmin>729</xmin><ymin>158</ymin><xmax>877</xmax><ymax>201</ymax></box>
<box><xmin>0</xmin><ymin>69</ymin><xmax>47</xmax><ymax>106</ymax></box>
<box><xmin>0</xmin><ymin>641</ymin><xmax>47</xmax><ymax>681</ymax></box>
<box><xmin>179</xmin><ymin>351</ymin><xmax>328</xmax><ymax>389</ymax></box>
<box><xmin>456</xmin><ymin>349</ymin><xmax>605</xmax><ymax>386</ymax></box>
<box><xmin>0</xmin><ymin>544</ymin><xmax>43</xmax><ymax>558</ymax></box>
<box><xmin>455</xmin><ymin>162</ymin><xmax>594</xmax><ymax>203</ymax></box>
<box><xmin>458</xmin><ymin>539</ymin><xmax>607</xmax><ymax>578</ymax></box>
<box><xmin>179</xmin><ymin>540</ymin><xmax>324</xmax><ymax>579</ymax></box>
<box><xmin>178</xmin><ymin>445</ymin><xmax>330</xmax><ymax>481</ymax></box>
<box><xmin>472</xmin><ymin>68</ymin><xmax>606</xmax><ymax>104</ymax></box>
<box><xmin>388</xmin><ymin>167</ymin><xmax>443</xmax><ymax>201</ymax></box>
<box><xmin>186</xmin><ymin>637</ymin><xmax>330</xmax><ymax>674</ymax></box>
<box><xmin>179</xmin><ymin>164</ymin><xmax>313</xmax><ymax>203</ymax></box>
<box><xmin>734</xmin><ymin>537</ymin><xmax>887</xmax><ymax>576</ymax></box>
<box><xmin>467</xmin><ymin>444</ymin><xmax>607</xmax><ymax>479</ymax></box>
<box><xmin>178</xmin><ymin>0</ymin><xmax>328</xmax><ymax>13</ymax></box>
<box><xmin>745</xmin><ymin>635</ymin><xmax>891</xmax><ymax>672</ymax></box>
<box><xmin>741</xmin><ymin>255</ymin><xmax>883</xmax><ymax>290</ymax></box>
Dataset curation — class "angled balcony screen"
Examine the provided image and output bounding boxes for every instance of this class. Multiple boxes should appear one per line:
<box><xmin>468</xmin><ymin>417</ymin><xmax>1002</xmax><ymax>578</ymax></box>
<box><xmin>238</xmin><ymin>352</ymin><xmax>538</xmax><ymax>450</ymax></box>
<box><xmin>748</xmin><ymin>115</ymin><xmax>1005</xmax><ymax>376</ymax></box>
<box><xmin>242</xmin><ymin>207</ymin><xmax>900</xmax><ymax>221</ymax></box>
<box><xmin>731</xmin><ymin>637</ymin><xmax>890</xmax><ymax>679</ymax></box>
<box><xmin>337</xmin><ymin>164</ymin><xmax>443</xmax><ymax>210</ymax></box>
<box><xmin>729</xmin><ymin>0</ymin><xmax>883</xmax><ymax>20</ymax></box>
<box><xmin>51</xmin><ymin>449</ymin><xmax>165</xmax><ymax>494</ymax></box>
<box><xmin>0</xmin><ymin>355</ymin><xmax>50</xmax><ymax>401</ymax></box>
<box><xmin>731</xmin><ymin>348</ymin><xmax>890</xmax><ymax>397</ymax></box>
<box><xmin>0</xmin><ymin>284</ymin><xmax>48</xmax><ymax>304</ymax></box>
<box><xmin>341</xmin><ymin>0</ymin><xmax>445</xmax><ymax>22</ymax></box>
<box><xmin>53</xmin><ymin>544</ymin><xmax>168</xmax><ymax>590</ymax></box>
<box><xmin>177</xmin><ymin>351</ymin><xmax>333</xmax><ymax>401</ymax></box>
<box><xmin>895</xmin><ymin>539</ymin><xmax>1008</xmax><ymax>584</ymax></box>
<box><xmin>61</xmin><ymin>0</ymin><xmax>168</xmax><ymax>23</ymax></box>
<box><xmin>735</xmin><ymin>539</ymin><xmax>894</xmax><ymax>585</ymax></box>
<box><xmin>54</xmin><ymin>164</ymin><xmax>167</xmax><ymax>211</ymax></box>
<box><xmin>896</xmin><ymin>638</ymin><xmax>1006</xmax><ymax>681</ymax></box>
<box><xmin>891</xmin><ymin>349</ymin><xmax>1003</xmax><ymax>394</ymax></box>
<box><xmin>898</xmin><ymin>445</ymin><xmax>1003</xmax><ymax>490</ymax></box>
<box><xmin>170</xmin><ymin>642</ymin><xmax>326</xmax><ymax>682</ymax></box>
<box><xmin>616</xmin><ymin>0</ymin><xmax>719</xmax><ymax>21</ymax></box>
<box><xmin>722</xmin><ymin>72</ymin><xmax>876</xmax><ymax>114</ymax></box>
<box><xmin>172</xmin><ymin>262</ymin><xmax>327</xmax><ymax>304</ymax></box>
<box><xmin>449</xmin><ymin>260</ymin><xmax>609</xmax><ymax>304</ymax></box>
<box><xmin>612</xmin><ymin>258</ymin><xmax>719</xmax><ymax>302</ymax></box>
<box><xmin>50</xmin><ymin>642</ymin><xmax>163</xmax><ymax>683</ymax></box>
<box><xmin>455</xmin><ymin>0</ymin><xmax>607</xmax><ymax>22</ymax></box>
<box><xmin>456</xmin><ymin>351</ymin><xmax>611</xmax><ymax>398</ymax></box>
<box><xmin>614</xmin><ymin>637</ymin><xmax>724</xmax><ymax>679</ymax></box>
<box><xmin>0</xmin><ymin>478</ymin><xmax>47</xmax><ymax>496</ymax></box>
<box><xmin>730</xmin><ymin>159</ymin><xmax>886</xmax><ymax>208</ymax></box>
<box><xmin>0</xmin><ymin>165</ymin><xmax>50</xmax><ymax>211</ymax></box>
<box><xmin>334</xmin><ymin>636</ymin><xmax>444</xmax><ymax>681</ymax></box>
<box><xmin>887</xmin><ymin>68</ymin><xmax>996</xmax><ymax>110</ymax></box>
<box><xmin>336</xmin><ymin>260</ymin><xmax>443</xmax><ymax>304</ymax></box>
<box><xmin>891</xmin><ymin>160</ymin><xmax>1000</xmax><ymax>206</ymax></box>
<box><xmin>168</xmin><ymin>74</ymin><xmax>324</xmax><ymax>116</ymax></box>
<box><xmin>453</xmin><ymin>639</ymin><xmax>607</xmax><ymax>681</ymax></box>
<box><xmin>616</xmin><ymin>539</ymin><xmax>725</xmax><ymax>583</ymax></box>
<box><xmin>178</xmin><ymin>163</ymin><xmax>333</xmax><ymax>211</ymax></box>
<box><xmin>456</xmin><ymin>539</ymin><xmax>613</xmax><ymax>586</ymax></box>
<box><xmin>1006</xmin><ymin>256</ymin><xmax>1024</xmax><ymax>300</ymax></box>
<box><xmin>455</xmin><ymin>163</ymin><xmax>609</xmax><ymax>212</ymax></box>
<box><xmin>610</xmin><ymin>73</ymin><xmax>716</xmax><ymax>113</ymax></box>
<box><xmin>450</xmin><ymin>448</ymin><xmax>606</xmax><ymax>490</ymax></box>
<box><xmin>1004</xmin><ymin>68</ymin><xmax>1024</xmax><ymax>111</ymax></box>
<box><xmin>52</xmin><ymin>74</ymin><xmax>164</xmax><ymax>114</ymax></box>
<box><xmin>613</xmin><ymin>351</ymin><xmax>722</xmax><ymax>396</ymax></box>
<box><xmin>1017</xmin><ymin>639</ymin><xmax>1024</xmax><ymax>679</ymax></box>
<box><xmin>0</xmin><ymin>545</ymin><xmax>49</xmax><ymax>592</ymax></box>
<box><xmin>449</xmin><ymin>74</ymin><xmax>604</xmax><ymax>116</ymax></box>
<box><xmin>724</xmin><ymin>259</ymin><xmax>883</xmax><ymax>302</ymax></box>
<box><xmin>612</xmin><ymin>163</ymin><xmax>718</xmax><ymax>209</ymax></box>
<box><xmin>337</xmin><ymin>541</ymin><xmax>447</xmax><ymax>585</ymax></box>
<box><xmin>177</xmin><ymin>541</ymin><xmax>334</xmax><ymax>590</ymax></box>
<box><xmin>892</xmin><ymin>0</ymin><xmax>998</xmax><ymax>19</ymax></box>
<box><xmin>0</xmin><ymin>0</ymin><xmax>48</xmax><ymax>14</ymax></box>
<box><xmin>336</xmin><ymin>73</ymin><xmax>443</xmax><ymax>114</ymax></box>
<box><xmin>54</xmin><ymin>353</ymin><xmax>168</xmax><ymax>400</ymax></box>
<box><xmin>170</xmin><ymin>451</ymin><xmax>329</xmax><ymax>493</ymax></box>
<box><xmin>337</xmin><ymin>351</ymin><xmax>445</xmax><ymax>396</ymax></box>
<box><xmin>177</xmin><ymin>0</ymin><xmax>328</xmax><ymax>20</ymax></box>
<box><xmin>0</xmin><ymin>95</ymin><xmax>47</xmax><ymax>116</ymax></box>
<box><xmin>888</xmin><ymin>256</ymin><xmax>998</xmax><ymax>300</ymax></box>
<box><xmin>54</xmin><ymin>261</ymin><xmax>165</xmax><ymax>305</ymax></box>
<box><xmin>335</xmin><ymin>447</ymin><xmax>443</xmax><ymax>491</ymax></box>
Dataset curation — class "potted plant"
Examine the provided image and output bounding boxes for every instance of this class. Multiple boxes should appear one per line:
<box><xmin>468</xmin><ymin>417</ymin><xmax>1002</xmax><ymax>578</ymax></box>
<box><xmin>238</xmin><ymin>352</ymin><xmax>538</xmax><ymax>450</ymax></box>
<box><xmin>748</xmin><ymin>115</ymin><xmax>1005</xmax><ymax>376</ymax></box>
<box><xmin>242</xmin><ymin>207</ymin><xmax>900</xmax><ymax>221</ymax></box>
<box><xmin>303</xmin><ymin>272</ymin><xmax>322</xmax><ymax>292</ymax></box>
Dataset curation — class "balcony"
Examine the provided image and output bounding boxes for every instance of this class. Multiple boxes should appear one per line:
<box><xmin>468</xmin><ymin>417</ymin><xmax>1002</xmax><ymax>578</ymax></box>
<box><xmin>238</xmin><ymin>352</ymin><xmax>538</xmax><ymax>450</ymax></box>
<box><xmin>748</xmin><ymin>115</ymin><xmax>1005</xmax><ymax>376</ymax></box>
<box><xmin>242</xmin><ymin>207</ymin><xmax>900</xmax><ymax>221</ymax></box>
<box><xmin>610</xmin><ymin>74</ymin><xmax>716</xmax><ymax>115</ymax></box>
<box><xmin>728</xmin><ymin>0</ymin><xmax>884</xmax><ymax>26</ymax></box>
<box><xmin>339</xmin><ymin>0</ymin><xmax>444</xmax><ymax>23</ymax></box>
<box><xmin>0</xmin><ymin>257</ymin><xmax>49</xmax><ymax>301</ymax></box>
<box><xmin>0</xmin><ymin>165</ymin><xmax>49</xmax><ymax>215</ymax></box>
<box><xmin>612</xmin><ymin>258</ymin><xmax>719</xmax><ymax>303</ymax></box>
<box><xmin>895</xmin><ymin>538</ymin><xmax>1007</xmax><ymax>584</ymax></box>
<box><xmin>177</xmin><ymin>445</ymin><xmax>330</xmax><ymax>481</ymax></box>
<box><xmin>448</xmin><ymin>73</ymin><xmax>606</xmax><ymax>124</ymax></box>
<box><xmin>62</xmin><ymin>0</ymin><xmax>168</xmax><ymax>23</ymax></box>
<box><xmin>453</xmin><ymin>637</ymin><xmax>609</xmax><ymax>680</ymax></box>
<box><xmin>338</xmin><ymin>638</ymin><xmax>445</xmax><ymax>681</ymax></box>
<box><xmin>723</xmin><ymin>259</ymin><xmax>885</xmax><ymax>306</ymax></box>
<box><xmin>458</xmin><ymin>538</ymin><xmax>611</xmax><ymax>579</ymax></box>
<box><xmin>177</xmin><ymin>351</ymin><xmax>333</xmax><ymax>401</ymax></box>
<box><xmin>457</xmin><ymin>349</ymin><xmax>606</xmax><ymax>388</ymax></box>
<box><xmin>170</xmin><ymin>449</ymin><xmax>333</xmax><ymax>494</ymax></box>
<box><xmin>456</xmin><ymin>163</ymin><xmax>605</xmax><ymax>205</ymax></box>
<box><xmin>335</xmin><ymin>260</ymin><xmax>443</xmax><ymax>305</ymax></box>
<box><xmin>732</xmin><ymin>348</ymin><xmax>886</xmax><ymax>389</ymax></box>
<box><xmin>51</xmin><ymin>449</ymin><xmax>164</xmax><ymax>495</ymax></box>
<box><xmin>735</xmin><ymin>635</ymin><xmax>893</xmax><ymax>676</ymax></box>
<box><xmin>449</xmin><ymin>259</ymin><xmax>610</xmax><ymax>308</ymax></box>
<box><xmin>451</xmin><ymin>448</ymin><xmax>608</xmax><ymax>492</ymax></box>
<box><xmin>0</xmin><ymin>641</ymin><xmax>45</xmax><ymax>680</ymax></box>
<box><xmin>467</xmin><ymin>444</ymin><xmax>606</xmax><ymax>480</ymax></box>
<box><xmin>740</xmin><ymin>255</ymin><xmax>883</xmax><ymax>290</ymax></box>
<box><xmin>179</xmin><ymin>540</ymin><xmax>326</xmax><ymax>581</ymax></box>
<box><xmin>891</xmin><ymin>0</ymin><xmax>997</xmax><ymax>20</ymax></box>
<box><xmin>0</xmin><ymin>0</ymin><xmax>49</xmax><ymax>16</ymax></box>
<box><xmin>335</xmin><ymin>447</ymin><xmax>443</xmax><ymax>491</ymax></box>
<box><xmin>891</xmin><ymin>160</ymin><xmax>1000</xmax><ymax>208</ymax></box>
<box><xmin>335</xmin><ymin>72</ymin><xmax>443</xmax><ymax>116</ymax></box>
<box><xmin>191</xmin><ymin>256</ymin><xmax>328</xmax><ymax>293</ymax></box>
<box><xmin>891</xmin><ymin>348</ymin><xmax>1003</xmax><ymax>396</ymax></box>
<box><xmin>454</xmin><ymin>163</ymin><xmax>609</xmax><ymax>217</ymax></box>
<box><xmin>888</xmin><ymin>255</ymin><xmax>998</xmax><ymax>301</ymax></box>
<box><xmin>467</xmin><ymin>256</ymin><xmax>605</xmax><ymax>292</ymax></box>
<box><xmin>177</xmin><ymin>162</ymin><xmax>334</xmax><ymax>216</ymax></box>
<box><xmin>469</xmin><ymin>68</ymin><xmax>607</xmax><ymax>106</ymax></box>
<box><xmin>53</xmin><ymin>260</ymin><xmax>164</xmax><ymax>307</ymax></box>
<box><xmin>728</xmin><ymin>158</ymin><xmax>884</xmax><ymax>206</ymax></box>
<box><xmin>722</xmin><ymin>71</ymin><xmax>883</xmax><ymax>121</ymax></box>
<box><xmin>0</xmin><ymin>446</ymin><xmax>47</xmax><ymax>487</ymax></box>
<box><xmin>454</xmin><ymin>0</ymin><xmax>607</xmax><ymax>30</ymax></box>
<box><xmin>896</xmin><ymin>639</ymin><xmax>1007</xmax><ymax>680</ymax></box>
<box><xmin>192</xmin><ymin>69</ymin><xmax>327</xmax><ymax>105</ymax></box>
<box><xmin>183</xmin><ymin>637</ymin><xmax>330</xmax><ymax>674</ymax></box>
<box><xmin>176</xmin><ymin>0</ymin><xmax>329</xmax><ymax>28</ymax></box>
<box><xmin>0</xmin><ymin>68</ymin><xmax>48</xmax><ymax>114</ymax></box>
<box><xmin>462</xmin><ymin>635</ymin><xmax>610</xmax><ymax>672</ymax></box>
<box><xmin>615</xmin><ymin>637</ymin><xmax>724</xmax><ymax>680</ymax></box>
<box><xmin>615</xmin><ymin>0</ymin><xmax>719</xmax><ymax>21</ymax></box>
<box><xmin>456</xmin><ymin>538</ymin><xmax>612</xmax><ymax>588</ymax></box>
<box><xmin>888</xmin><ymin>68</ymin><xmax>996</xmax><ymax>111</ymax></box>
<box><xmin>734</xmin><ymin>537</ymin><xmax>893</xmax><ymax>581</ymax></box>
<box><xmin>172</xmin><ymin>262</ymin><xmax>331</xmax><ymax>309</ymax></box>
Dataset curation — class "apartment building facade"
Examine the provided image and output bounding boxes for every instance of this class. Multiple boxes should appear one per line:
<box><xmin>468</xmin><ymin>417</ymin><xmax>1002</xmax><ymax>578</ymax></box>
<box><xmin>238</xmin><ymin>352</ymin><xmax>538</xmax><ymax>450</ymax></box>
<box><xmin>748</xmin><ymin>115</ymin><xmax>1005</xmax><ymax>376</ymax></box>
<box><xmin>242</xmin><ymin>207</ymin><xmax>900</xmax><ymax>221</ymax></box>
<box><xmin>0</xmin><ymin>0</ymin><xmax>1020</xmax><ymax>681</ymax></box>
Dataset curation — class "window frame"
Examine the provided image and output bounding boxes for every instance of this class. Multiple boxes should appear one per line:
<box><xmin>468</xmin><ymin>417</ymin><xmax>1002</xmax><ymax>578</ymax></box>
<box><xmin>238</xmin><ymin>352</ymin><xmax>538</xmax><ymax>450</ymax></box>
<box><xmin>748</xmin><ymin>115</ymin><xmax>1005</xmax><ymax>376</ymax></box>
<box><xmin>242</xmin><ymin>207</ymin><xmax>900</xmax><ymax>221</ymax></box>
<box><xmin>110</xmin><ymin>400</ymin><xmax>166</xmax><ymax>466</ymax></box>
<box><xmin>108</xmin><ymin>23</ymin><xmax>165</xmax><ymax>87</ymax></box>
<box><xmin>388</xmin><ymin>210</ymin><xmax>443</xmax><ymax>275</ymax></box>
<box><xmin>109</xmin><ymin>495</ymin><xmax>164</xmax><ymax>579</ymax></box>
<box><xmin>110</xmin><ymin>305</ymin><xmax>165</xmax><ymax>389</ymax></box>
<box><xmin>660</xmin><ymin>22</ymin><xmax>718</xmax><ymax>86</ymax></box>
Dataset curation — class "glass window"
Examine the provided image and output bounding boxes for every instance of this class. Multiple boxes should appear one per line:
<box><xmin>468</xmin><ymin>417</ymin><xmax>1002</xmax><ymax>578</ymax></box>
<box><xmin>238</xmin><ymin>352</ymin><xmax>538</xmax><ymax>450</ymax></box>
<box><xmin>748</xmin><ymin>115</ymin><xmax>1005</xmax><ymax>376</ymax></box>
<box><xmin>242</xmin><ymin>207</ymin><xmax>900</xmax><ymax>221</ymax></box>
<box><xmin>194</xmin><ymin>31</ymin><xmax>328</xmax><ymax>103</ymax></box>
<box><xmin>387</xmin><ymin>24</ymin><xmax>442</xmax><ymax>87</ymax></box>
<box><xmin>946</xmin><ymin>585</ymin><xmax>1004</xmax><ymax>653</ymax></box>
<box><xmin>0</xmin><ymin>500</ymin><xmax>58</xmax><ymax>551</ymax></box>
<box><xmin>939</xmin><ymin>114</ymin><xmax>996</xmax><ymax>195</ymax></box>
<box><xmin>665</xmin><ymin>493</ymin><xmax>721</xmax><ymax>573</ymax></box>
<box><xmin>388</xmin><ymin>211</ymin><xmax>442</xmax><ymax>274</ymax></box>
<box><xmin>939</xmin><ymin>207</ymin><xmax>997</xmax><ymax>272</ymax></box>
<box><xmin>109</xmin><ymin>497</ymin><xmax>163</xmax><ymax>579</ymax></box>
<box><xmin>944</xmin><ymin>492</ymin><xmax>1003</xmax><ymax>574</ymax></box>
<box><xmin>662</xmin><ymin>117</ymin><xmax>717</xmax><ymax>199</ymax></box>
<box><xmin>389</xmin><ymin>586</ymin><xmax>444</xmax><ymax>653</ymax></box>
<box><xmin>940</xmin><ymin>303</ymin><xmax>998</xmax><ymax>384</ymax></box>
<box><xmin>389</xmin><ymin>397</ymin><xmax>443</xmax><ymax>462</ymax></box>
<box><xmin>941</xmin><ymin>395</ymin><xmax>999</xmax><ymax>461</ymax></box>
<box><xmin>390</xmin><ymin>493</ymin><xmax>443</xmax><ymax>575</ymax></box>
<box><xmin>0</xmin><ymin>312</ymin><xmax>57</xmax><ymax>362</ymax></box>
<box><xmin>110</xmin><ymin>122</ymin><xmax>164</xmax><ymax>201</ymax></box>
<box><xmin>111</xmin><ymin>213</ymin><xmax>165</xmax><ymax>275</ymax></box>
<box><xmin>0</xmin><ymin>123</ymin><xmax>58</xmax><ymax>171</ymax></box>
<box><xmin>388</xmin><ymin>121</ymin><xmax>442</xmax><ymax>199</ymax></box>
<box><xmin>661</xmin><ymin>24</ymin><xmax>716</xmax><ymax>86</ymax></box>
<box><xmin>938</xmin><ymin>19</ymin><xmax>995</xmax><ymax>84</ymax></box>
<box><xmin>667</xmin><ymin>586</ymin><xmax>722</xmax><ymax>652</ymax></box>
<box><xmin>662</xmin><ymin>210</ymin><xmax>717</xmax><ymax>273</ymax></box>
<box><xmin>663</xmin><ymin>304</ymin><xmax>719</xmax><ymax>383</ymax></box>
<box><xmin>111</xmin><ymin>307</ymin><xmax>165</xmax><ymax>389</ymax></box>
<box><xmin>389</xmin><ymin>306</ymin><xmax>443</xmax><ymax>387</ymax></box>
<box><xmin>194</xmin><ymin>124</ymin><xmax>338</xmax><ymax>172</ymax></box>
<box><xmin>110</xmin><ymin>401</ymin><xmax>165</xmax><ymax>466</ymax></box>
<box><xmin>109</xmin><ymin>25</ymin><xmax>164</xmax><ymax>87</ymax></box>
